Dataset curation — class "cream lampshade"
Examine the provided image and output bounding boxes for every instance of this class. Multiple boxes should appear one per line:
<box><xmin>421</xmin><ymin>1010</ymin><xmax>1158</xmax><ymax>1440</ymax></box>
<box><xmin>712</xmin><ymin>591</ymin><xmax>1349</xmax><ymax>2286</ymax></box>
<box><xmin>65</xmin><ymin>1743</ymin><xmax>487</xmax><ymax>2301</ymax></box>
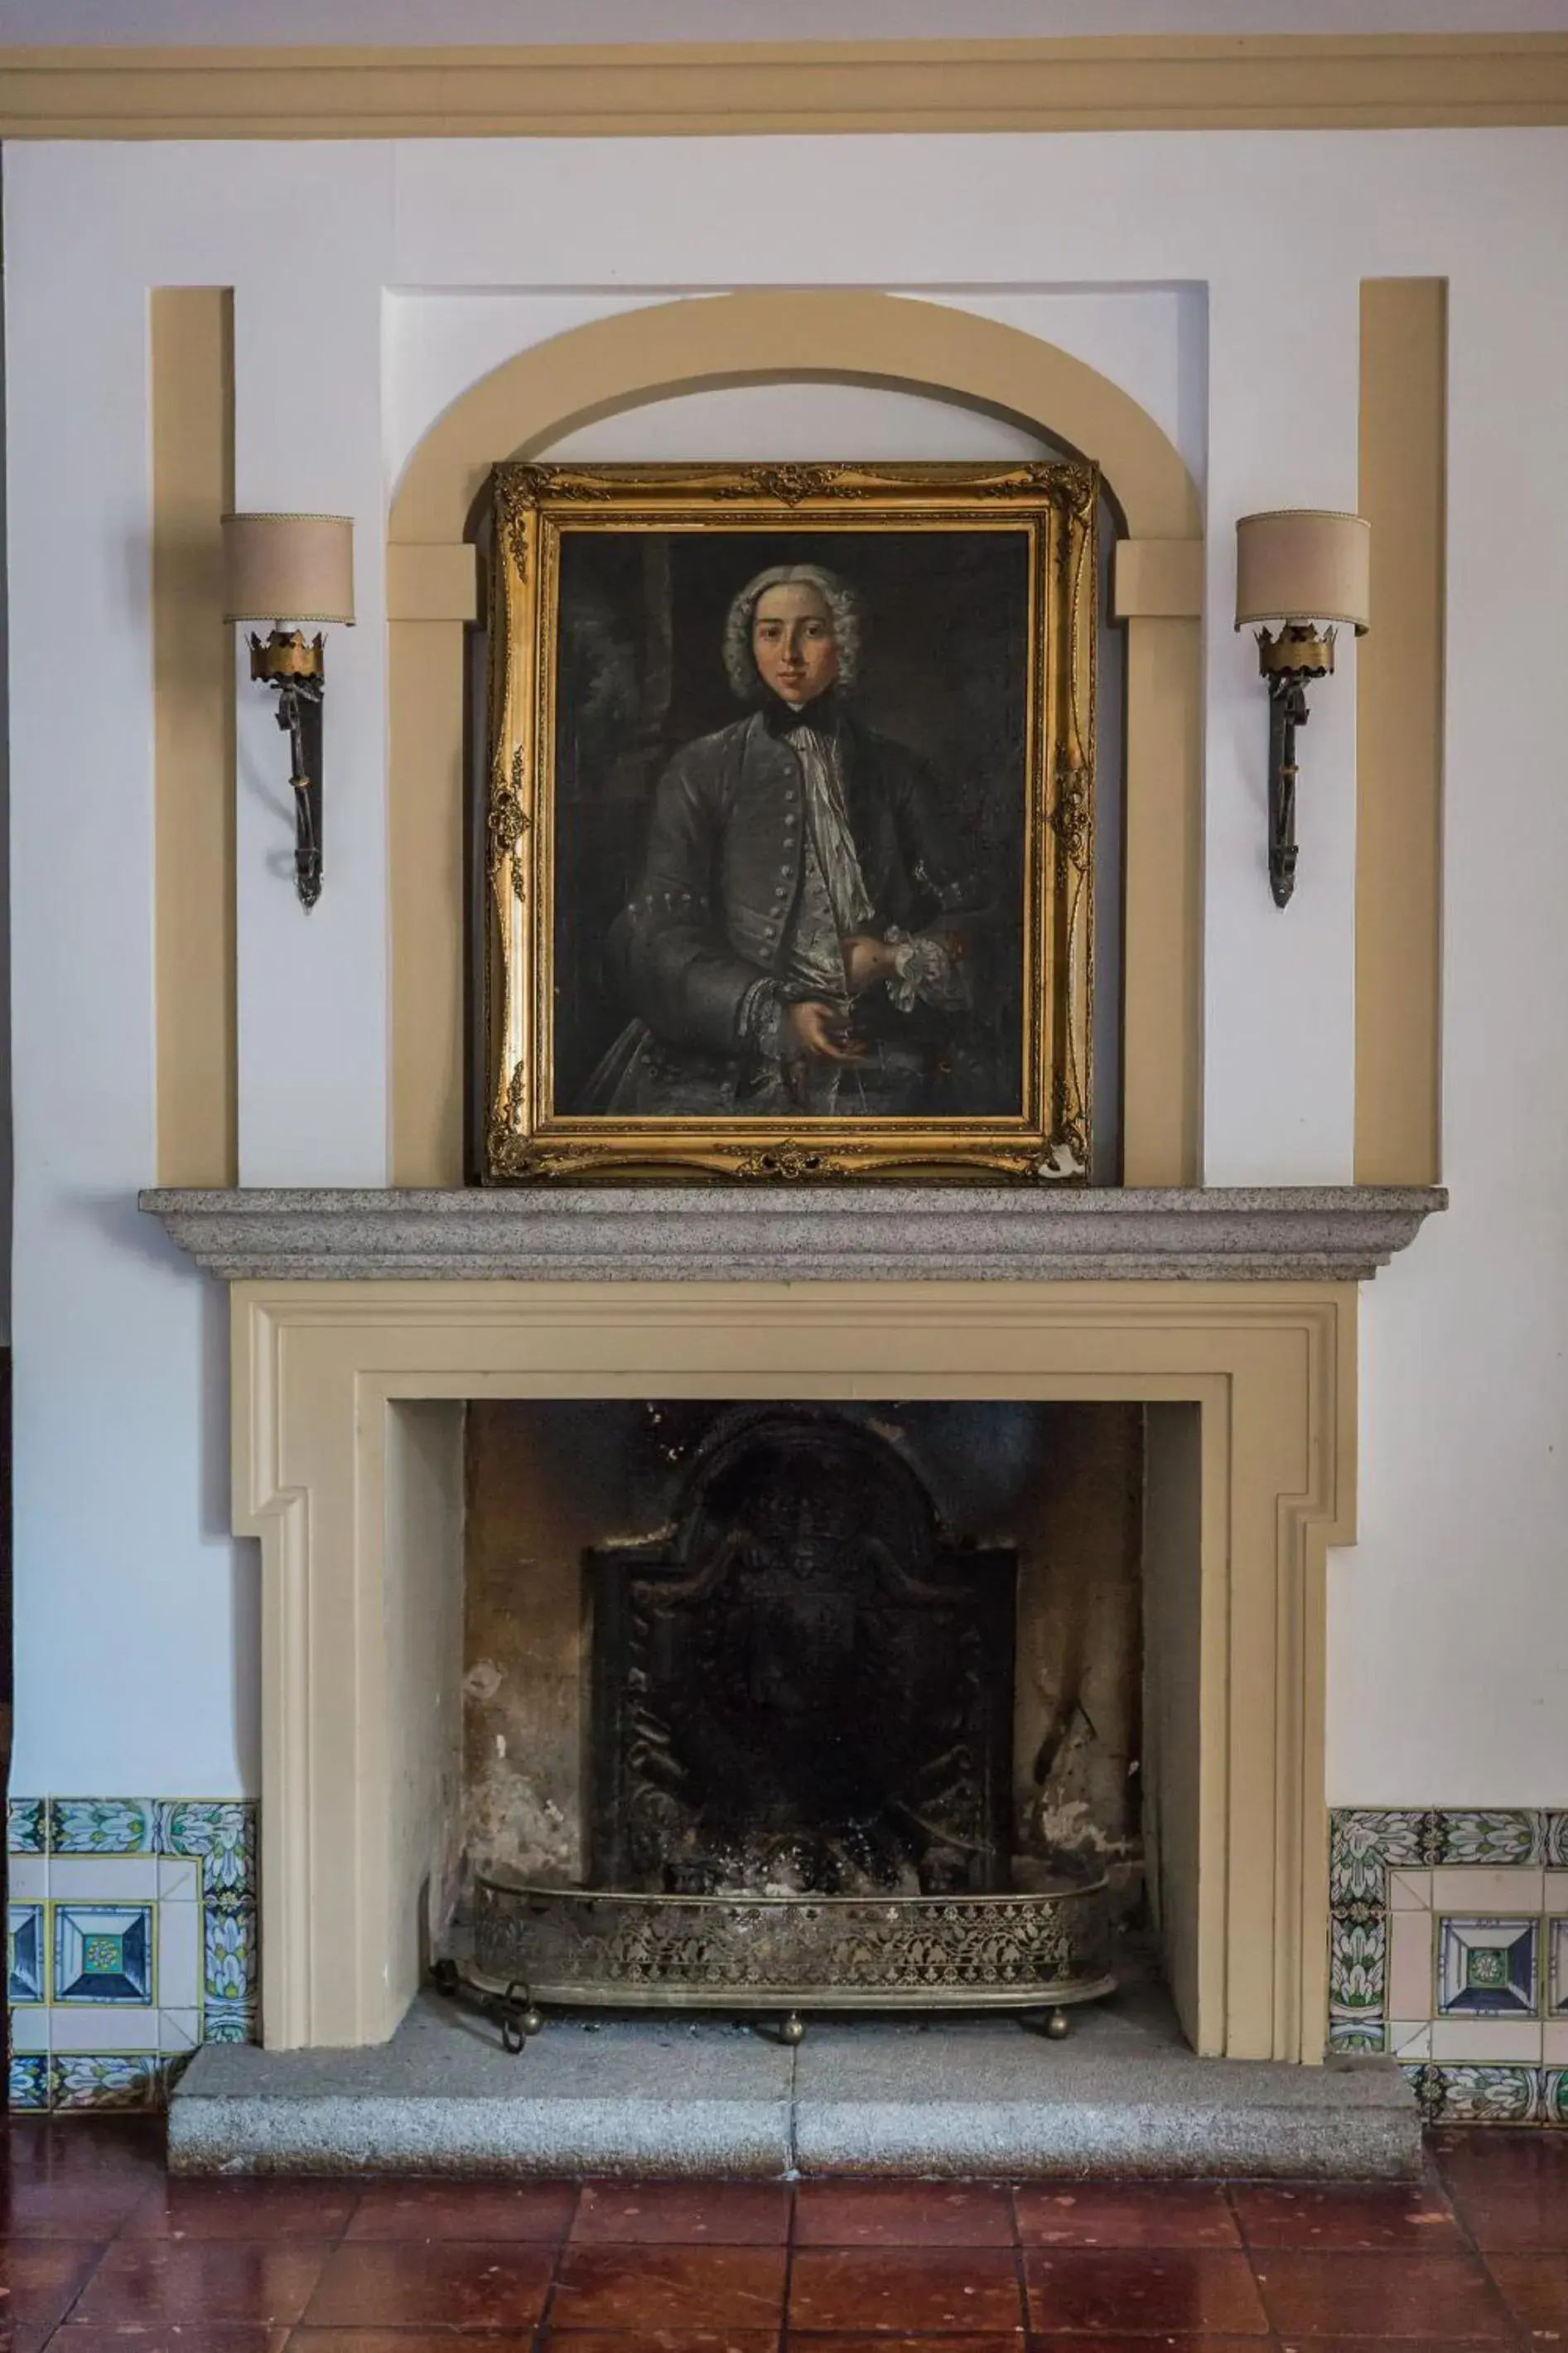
<box><xmin>221</xmin><ymin>512</ymin><xmax>355</xmax><ymax>626</ymax></box>
<box><xmin>1234</xmin><ymin>509</ymin><xmax>1370</xmax><ymax>634</ymax></box>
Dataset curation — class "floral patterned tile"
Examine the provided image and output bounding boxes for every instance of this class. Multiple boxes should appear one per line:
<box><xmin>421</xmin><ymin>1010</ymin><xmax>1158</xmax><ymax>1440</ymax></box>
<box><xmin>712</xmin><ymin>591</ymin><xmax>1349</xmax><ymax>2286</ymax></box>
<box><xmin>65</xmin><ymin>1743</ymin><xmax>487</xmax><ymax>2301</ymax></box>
<box><xmin>53</xmin><ymin>2052</ymin><xmax>163</xmax><ymax>2111</ymax></box>
<box><xmin>50</xmin><ymin>1800</ymin><xmax>155</xmax><ymax>1856</ymax></box>
<box><xmin>8</xmin><ymin>1797</ymin><xmax>46</xmax><ymax>1856</ymax></box>
<box><xmin>9</xmin><ymin>2053</ymin><xmax>51</xmax><ymax>2109</ymax></box>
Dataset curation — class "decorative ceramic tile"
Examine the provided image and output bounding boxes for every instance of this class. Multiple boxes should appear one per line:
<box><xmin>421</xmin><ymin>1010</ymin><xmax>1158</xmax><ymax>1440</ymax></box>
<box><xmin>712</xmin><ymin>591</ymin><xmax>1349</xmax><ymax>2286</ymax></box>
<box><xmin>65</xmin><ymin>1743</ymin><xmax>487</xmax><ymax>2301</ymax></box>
<box><xmin>49</xmin><ymin>1857</ymin><xmax>158</xmax><ymax>1901</ymax></box>
<box><xmin>8</xmin><ymin>2054</ymin><xmax>50</xmax><ymax>2110</ymax></box>
<box><xmin>1406</xmin><ymin>2061</ymin><xmax>1541</xmax><ymax>2123</ymax></box>
<box><xmin>201</xmin><ymin>1996</ymin><xmax>258</xmax><ymax>2045</ymax></box>
<box><xmin>1387</xmin><ymin>1908</ymin><xmax>1433</xmax><ymax>2017</ymax></box>
<box><xmin>7</xmin><ymin>1797</ymin><xmax>46</xmax><ymax>1856</ymax></box>
<box><xmin>3</xmin><ymin>1796</ymin><xmax>259</xmax><ymax>2112</ymax></box>
<box><xmin>52</xmin><ymin>2052</ymin><xmax>161</xmax><ymax>2111</ymax></box>
<box><xmin>1331</xmin><ymin>1809</ymin><xmax>1568</xmax><ymax>2122</ymax></box>
<box><xmin>1549</xmin><ymin>1918</ymin><xmax>1568</xmax><ymax>2014</ymax></box>
<box><xmin>1328</xmin><ymin>1911</ymin><xmax>1387</xmax><ymax>2046</ymax></box>
<box><xmin>204</xmin><ymin>1903</ymin><xmax>256</xmax><ymax>2004</ymax></box>
<box><xmin>51</xmin><ymin>2003</ymin><xmax>176</xmax><ymax>2054</ymax></box>
<box><xmin>1430</xmin><ymin>2017</ymin><xmax>1543</xmax><ymax>2063</ymax></box>
<box><xmin>1432</xmin><ymin>1865</ymin><xmax>1545</xmax><ymax>1910</ymax></box>
<box><xmin>53</xmin><ymin>1904</ymin><xmax>155</xmax><ymax>2004</ymax></box>
<box><xmin>157</xmin><ymin>1801</ymin><xmax>256</xmax><ymax>1896</ymax></box>
<box><xmin>8</xmin><ymin>1902</ymin><xmax>46</xmax><ymax>2003</ymax></box>
<box><xmin>1440</xmin><ymin>1811</ymin><xmax>1546</xmax><ymax>1868</ymax></box>
<box><xmin>155</xmin><ymin>1902</ymin><xmax>200</xmax><ymax>2009</ymax></box>
<box><xmin>8</xmin><ymin>1856</ymin><xmax>46</xmax><ymax>1901</ymax></box>
<box><xmin>50</xmin><ymin>1800</ymin><xmax>154</xmax><ymax>1855</ymax></box>
<box><xmin>1438</xmin><ymin>1916</ymin><xmax>1539</xmax><ymax>2017</ymax></box>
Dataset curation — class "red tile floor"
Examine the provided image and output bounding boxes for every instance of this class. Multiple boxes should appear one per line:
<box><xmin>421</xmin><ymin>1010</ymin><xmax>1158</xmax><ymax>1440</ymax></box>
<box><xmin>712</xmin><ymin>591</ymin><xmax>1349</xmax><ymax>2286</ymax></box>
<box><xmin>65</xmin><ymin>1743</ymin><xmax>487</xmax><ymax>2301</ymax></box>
<box><xmin>2</xmin><ymin>2119</ymin><xmax>1566</xmax><ymax>2350</ymax></box>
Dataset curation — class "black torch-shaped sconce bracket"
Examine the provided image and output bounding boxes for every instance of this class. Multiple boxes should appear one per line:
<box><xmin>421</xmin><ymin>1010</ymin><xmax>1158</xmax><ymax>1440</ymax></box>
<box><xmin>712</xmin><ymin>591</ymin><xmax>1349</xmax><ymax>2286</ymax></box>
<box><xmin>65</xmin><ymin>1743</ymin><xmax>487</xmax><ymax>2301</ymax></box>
<box><xmin>1255</xmin><ymin>621</ymin><xmax>1336</xmax><ymax>911</ymax></box>
<box><xmin>248</xmin><ymin>628</ymin><xmax>326</xmax><ymax>911</ymax></box>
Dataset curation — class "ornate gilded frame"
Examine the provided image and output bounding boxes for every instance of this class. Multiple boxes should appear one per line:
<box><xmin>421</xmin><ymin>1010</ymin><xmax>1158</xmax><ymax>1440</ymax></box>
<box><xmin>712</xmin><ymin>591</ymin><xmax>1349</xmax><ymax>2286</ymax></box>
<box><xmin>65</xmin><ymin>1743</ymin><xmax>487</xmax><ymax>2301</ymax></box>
<box><xmin>484</xmin><ymin>461</ymin><xmax>1095</xmax><ymax>1182</ymax></box>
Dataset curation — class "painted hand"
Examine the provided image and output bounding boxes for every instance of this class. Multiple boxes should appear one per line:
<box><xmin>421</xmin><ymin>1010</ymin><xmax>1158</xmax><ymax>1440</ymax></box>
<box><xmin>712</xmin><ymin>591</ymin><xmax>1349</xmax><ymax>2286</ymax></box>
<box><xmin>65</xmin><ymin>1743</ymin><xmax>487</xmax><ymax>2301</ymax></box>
<box><xmin>784</xmin><ymin>1000</ymin><xmax>867</xmax><ymax>1063</ymax></box>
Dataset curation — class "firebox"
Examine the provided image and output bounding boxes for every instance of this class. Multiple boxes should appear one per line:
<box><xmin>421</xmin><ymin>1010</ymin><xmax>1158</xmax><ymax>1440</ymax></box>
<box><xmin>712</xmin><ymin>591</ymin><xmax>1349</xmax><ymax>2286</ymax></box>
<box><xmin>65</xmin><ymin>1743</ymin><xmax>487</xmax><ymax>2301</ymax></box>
<box><xmin>457</xmin><ymin>1399</ymin><xmax>1122</xmax><ymax>2035</ymax></box>
<box><xmin>588</xmin><ymin>1409</ymin><xmax>1016</xmax><ymax>1901</ymax></box>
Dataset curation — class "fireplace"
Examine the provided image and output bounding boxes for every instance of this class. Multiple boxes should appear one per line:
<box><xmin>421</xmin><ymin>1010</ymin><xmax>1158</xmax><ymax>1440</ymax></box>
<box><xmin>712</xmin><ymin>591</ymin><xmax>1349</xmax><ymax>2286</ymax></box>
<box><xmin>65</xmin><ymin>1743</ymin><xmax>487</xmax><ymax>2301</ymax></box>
<box><xmin>136</xmin><ymin>1183</ymin><xmax>1439</xmax><ymax>2062</ymax></box>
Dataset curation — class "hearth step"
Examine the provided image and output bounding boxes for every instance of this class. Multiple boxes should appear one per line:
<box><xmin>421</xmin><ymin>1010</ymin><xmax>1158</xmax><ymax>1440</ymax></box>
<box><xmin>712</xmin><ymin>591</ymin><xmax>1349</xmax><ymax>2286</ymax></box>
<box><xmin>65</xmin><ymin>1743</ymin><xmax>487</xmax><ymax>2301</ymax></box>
<box><xmin>166</xmin><ymin>1982</ymin><xmax>1421</xmax><ymax>2181</ymax></box>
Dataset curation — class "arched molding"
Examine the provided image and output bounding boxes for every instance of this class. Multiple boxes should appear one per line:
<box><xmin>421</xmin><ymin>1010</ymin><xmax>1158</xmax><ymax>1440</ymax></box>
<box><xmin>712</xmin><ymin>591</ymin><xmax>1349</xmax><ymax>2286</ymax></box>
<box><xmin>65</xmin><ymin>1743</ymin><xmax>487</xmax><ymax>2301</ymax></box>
<box><xmin>388</xmin><ymin>290</ymin><xmax>1201</xmax><ymax>1186</ymax></box>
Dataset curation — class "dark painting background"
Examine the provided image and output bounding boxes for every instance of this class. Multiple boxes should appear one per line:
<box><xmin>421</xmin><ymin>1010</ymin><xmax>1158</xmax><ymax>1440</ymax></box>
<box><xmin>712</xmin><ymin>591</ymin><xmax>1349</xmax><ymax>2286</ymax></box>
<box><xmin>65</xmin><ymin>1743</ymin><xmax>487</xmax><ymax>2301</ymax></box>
<box><xmin>551</xmin><ymin>524</ymin><xmax>1031</xmax><ymax>1115</ymax></box>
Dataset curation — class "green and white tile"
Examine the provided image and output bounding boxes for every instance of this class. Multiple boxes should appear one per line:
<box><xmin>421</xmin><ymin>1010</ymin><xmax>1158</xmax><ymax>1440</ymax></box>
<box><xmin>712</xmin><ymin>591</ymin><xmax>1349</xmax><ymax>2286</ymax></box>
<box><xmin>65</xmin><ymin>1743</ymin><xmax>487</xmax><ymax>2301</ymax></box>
<box><xmin>6</xmin><ymin>1795</ymin><xmax>258</xmax><ymax>2112</ymax></box>
<box><xmin>50</xmin><ymin>1800</ymin><xmax>154</xmax><ymax>1856</ymax></box>
<box><xmin>7</xmin><ymin>1799</ymin><xmax>45</xmax><ymax>1857</ymax></box>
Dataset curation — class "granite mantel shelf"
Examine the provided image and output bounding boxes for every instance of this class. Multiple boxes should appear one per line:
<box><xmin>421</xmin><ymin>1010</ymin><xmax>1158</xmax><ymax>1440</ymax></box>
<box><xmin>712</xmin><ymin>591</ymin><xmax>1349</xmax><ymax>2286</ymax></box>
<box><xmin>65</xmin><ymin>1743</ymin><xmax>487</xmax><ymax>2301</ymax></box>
<box><xmin>139</xmin><ymin>1183</ymin><xmax>1445</xmax><ymax>1284</ymax></box>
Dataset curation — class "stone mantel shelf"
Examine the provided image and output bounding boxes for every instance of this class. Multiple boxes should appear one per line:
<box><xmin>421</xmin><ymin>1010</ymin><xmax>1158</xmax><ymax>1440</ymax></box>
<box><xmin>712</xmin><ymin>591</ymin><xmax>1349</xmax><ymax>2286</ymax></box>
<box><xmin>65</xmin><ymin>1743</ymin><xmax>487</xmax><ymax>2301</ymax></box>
<box><xmin>139</xmin><ymin>1183</ymin><xmax>1444</xmax><ymax>1284</ymax></box>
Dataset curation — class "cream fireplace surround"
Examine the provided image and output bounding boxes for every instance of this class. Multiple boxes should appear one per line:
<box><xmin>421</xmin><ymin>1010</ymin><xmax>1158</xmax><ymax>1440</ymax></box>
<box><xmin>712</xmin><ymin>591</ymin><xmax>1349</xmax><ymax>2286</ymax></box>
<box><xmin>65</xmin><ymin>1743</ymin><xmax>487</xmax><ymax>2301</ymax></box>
<box><xmin>145</xmin><ymin>1182</ymin><xmax>1440</xmax><ymax>2070</ymax></box>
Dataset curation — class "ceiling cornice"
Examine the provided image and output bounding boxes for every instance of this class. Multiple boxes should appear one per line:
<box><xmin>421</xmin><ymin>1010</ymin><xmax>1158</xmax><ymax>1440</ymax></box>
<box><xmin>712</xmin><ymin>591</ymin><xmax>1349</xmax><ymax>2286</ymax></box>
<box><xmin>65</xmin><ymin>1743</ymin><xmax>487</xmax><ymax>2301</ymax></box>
<box><xmin>0</xmin><ymin>33</ymin><xmax>1566</xmax><ymax>138</ymax></box>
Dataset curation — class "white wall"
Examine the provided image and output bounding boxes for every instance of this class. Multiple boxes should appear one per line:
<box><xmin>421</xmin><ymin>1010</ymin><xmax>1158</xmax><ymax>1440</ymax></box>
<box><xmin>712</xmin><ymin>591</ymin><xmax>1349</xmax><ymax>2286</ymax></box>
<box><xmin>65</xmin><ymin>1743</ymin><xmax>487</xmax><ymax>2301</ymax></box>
<box><xmin>7</xmin><ymin>128</ymin><xmax>1568</xmax><ymax>1802</ymax></box>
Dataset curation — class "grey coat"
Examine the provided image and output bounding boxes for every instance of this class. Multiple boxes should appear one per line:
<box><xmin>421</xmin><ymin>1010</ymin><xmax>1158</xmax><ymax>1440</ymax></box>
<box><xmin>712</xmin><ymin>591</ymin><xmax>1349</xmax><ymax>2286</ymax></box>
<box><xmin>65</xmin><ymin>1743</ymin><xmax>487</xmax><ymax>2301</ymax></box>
<box><xmin>621</xmin><ymin>706</ymin><xmax>977</xmax><ymax>1057</ymax></box>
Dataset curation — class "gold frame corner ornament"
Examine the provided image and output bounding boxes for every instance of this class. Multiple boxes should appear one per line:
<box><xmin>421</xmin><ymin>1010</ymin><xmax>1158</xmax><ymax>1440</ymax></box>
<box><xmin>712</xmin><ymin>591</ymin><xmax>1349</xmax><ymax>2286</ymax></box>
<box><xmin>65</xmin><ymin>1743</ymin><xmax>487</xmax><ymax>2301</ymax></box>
<box><xmin>483</xmin><ymin>459</ymin><xmax>1097</xmax><ymax>1185</ymax></box>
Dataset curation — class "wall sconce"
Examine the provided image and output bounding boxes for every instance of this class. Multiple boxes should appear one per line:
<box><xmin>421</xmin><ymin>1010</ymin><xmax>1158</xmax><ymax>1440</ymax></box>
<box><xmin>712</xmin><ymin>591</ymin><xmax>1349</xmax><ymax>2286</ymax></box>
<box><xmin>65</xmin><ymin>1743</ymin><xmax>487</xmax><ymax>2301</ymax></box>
<box><xmin>1235</xmin><ymin>509</ymin><xmax>1370</xmax><ymax>908</ymax></box>
<box><xmin>221</xmin><ymin>513</ymin><xmax>355</xmax><ymax>910</ymax></box>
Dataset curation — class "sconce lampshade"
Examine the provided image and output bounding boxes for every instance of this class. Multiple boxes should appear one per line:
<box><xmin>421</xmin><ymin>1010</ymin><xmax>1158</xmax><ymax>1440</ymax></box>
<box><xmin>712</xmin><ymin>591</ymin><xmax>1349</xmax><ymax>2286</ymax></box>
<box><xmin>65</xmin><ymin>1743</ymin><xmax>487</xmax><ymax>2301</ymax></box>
<box><xmin>1234</xmin><ymin>510</ymin><xmax>1370</xmax><ymax>635</ymax></box>
<box><xmin>221</xmin><ymin>512</ymin><xmax>355</xmax><ymax>626</ymax></box>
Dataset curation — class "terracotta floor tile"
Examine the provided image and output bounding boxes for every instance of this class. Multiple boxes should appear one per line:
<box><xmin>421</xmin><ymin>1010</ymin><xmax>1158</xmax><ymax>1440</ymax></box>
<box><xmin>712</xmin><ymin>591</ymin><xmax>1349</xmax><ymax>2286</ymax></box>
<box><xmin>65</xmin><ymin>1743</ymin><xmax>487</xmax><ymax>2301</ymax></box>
<box><xmin>1229</xmin><ymin>2179</ymin><xmax>1465</xmax><ymax>2250</ymax></box>
<box><xmin>0</xmin><ymin>2173</ymin><xmax>153</xmax><ymax>2238</ymax></box>
<box><xmin>1434</xmin><ymin>2126</ymin><xmax>1568</xmax><ymax>2186</ymax></box>
<box><xmin>302</xmin><ymin>2242</ymin><xmax>553</xmax><ymax>2330</ymax></box>
<box><xmin>1274</xmin><ymin>2342</ymin><xmax>1522</xmax><ymax>2353</ymax></box>
<box><xmin>550</xmin><ymin>2244</ymin><xmax>786</xmax><ymax>2331</ymax></box>
<box><xmin>292</xmin><ymin>2335</ymin><xmax>540</xmax><ymax>2353</ymax></box>
<box><xmin>1447</xmin><ymin>2172</ymin><xmax>1568</xmax><ymax>2252</ymax></box>
<box><xmin>72</xmin><ymin>2241</ymin><xmax>332</xmax><ymax>2328</ymax></box>
<box><xmin>5</xmin><ymin>2119</ymin><xmax>165</xmax><ymax>2179</ymax></box>
<box><xmin>49</xmin><ymin>2329</ymin><xmax>291</xmax><ymax>2353</ymax></box>
<box><xmin>0</xmin><ymin>2240</ymin><xmax>107</xmax><ymax>2326</ymax></box>
<box><xmin>1025</xmin><ymin>2248</ymin><xmax>1267</xmax><ymax>2336</ymax></box>
<box><xmin>1487</xmin><ymin>2254</ymin><xmax>1568</xmax><ymax>2341</ymax></box>
<box><xmin>1251</xmin><ymin>2250</ymin><xmax>1514</xmax><ymax>2341</ymax></box>
<box><xmin>1015</xmin><ymin>2181</ymin><xmax>1238</xmax><ymax>2249</ymax></box>
<box><xmin>794</xmin><ymin>2180</ymin><xmax>1014</xmax><ymax>2247</ymax></box>
<box><xmin>347</xmin><ymin>2178</ymin><xmax>579</xmax><ymax>2241</ymax></box>
<box><xmin>1025</xmin><ymin>2340</ymin><xmax>1285</xmax><ymax>2352</ymax></box>
<box><xmin>788</xmin><ymin>2245</ymin><xmax>1024</xmax><ymax>2333</ymax></box>
<box><xmin>779</xmin><ymin>2337</ymin><xmax>1020</xmax><ymax>2352</ymax></box>
<box><xmin>120</xmin><ymin>2178</ymin><xmax>359</xmax><ymax>2240</ymax></box>
<box><xmin>539</xmin><ymin>2334</ymin><xmax>779</xmax><ymax>2353</ymax></box>
<box><xmin>572</xmin><ymin>2179</ymin><xmax>789</xmax><ymax>2244</ymax></box>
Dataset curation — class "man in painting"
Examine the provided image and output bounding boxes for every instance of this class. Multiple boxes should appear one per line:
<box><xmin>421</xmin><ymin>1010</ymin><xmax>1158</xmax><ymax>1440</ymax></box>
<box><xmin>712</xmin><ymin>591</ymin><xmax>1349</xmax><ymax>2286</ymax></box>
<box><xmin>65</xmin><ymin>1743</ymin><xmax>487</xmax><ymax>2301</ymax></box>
<box><xmin>588</xmin><ymin>563</ymin><xmax>992</xmax><ymax>1119</ymax></box>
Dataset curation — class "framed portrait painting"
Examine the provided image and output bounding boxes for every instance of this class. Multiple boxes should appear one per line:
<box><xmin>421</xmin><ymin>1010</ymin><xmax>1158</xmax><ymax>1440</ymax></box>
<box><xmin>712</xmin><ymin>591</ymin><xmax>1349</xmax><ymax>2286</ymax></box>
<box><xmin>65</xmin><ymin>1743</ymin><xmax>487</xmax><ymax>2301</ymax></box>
<box><xmin>482</xmin><ymin>461</ymin><xmax>1096</xmax><ymax>1182</ymax></box>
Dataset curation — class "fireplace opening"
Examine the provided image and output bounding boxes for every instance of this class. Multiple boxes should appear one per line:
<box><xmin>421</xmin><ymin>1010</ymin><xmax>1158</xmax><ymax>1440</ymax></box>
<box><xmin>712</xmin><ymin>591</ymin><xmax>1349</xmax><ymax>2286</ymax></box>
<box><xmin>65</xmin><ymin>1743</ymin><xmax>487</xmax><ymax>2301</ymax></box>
<box><xmin>588</xmin><ymin>1408</ymin><xmax>1016</xmax><ymax>1901</ymax></box>
<box><xmin>446</xmin><ymin>1398</ymin><xmax>1145</xmax><ymax>2018</ymax></box>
